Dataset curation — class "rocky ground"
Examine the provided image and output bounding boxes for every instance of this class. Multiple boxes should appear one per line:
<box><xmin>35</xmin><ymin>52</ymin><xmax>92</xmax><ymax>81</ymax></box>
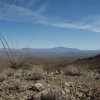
<box><xmin>0</xmin><ymin>67</ymin><xmax>100</xmax><ymax>100</ymax></box>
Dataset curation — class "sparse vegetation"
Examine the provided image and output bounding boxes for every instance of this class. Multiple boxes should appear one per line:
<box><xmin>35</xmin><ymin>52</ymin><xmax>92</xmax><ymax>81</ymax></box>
<box><xmin>41</xmin><ymin>88</ymin><xmax>66</xmax><ymax>100</ymax></box>
<box><xmin>0</xmin><ymin>34</ymin><xmax>30</xmax><ymax>69</ymax></box>
<box><xmin>8</xmin><ymin>79</ymin><xmax>21</xmax><ymax>90</ymax></box>
<box><xmin>3</xmin><ymin>68</ymin><xmax>15</xmax><ymax>77</ymax></box>
<box><xmin>0</xmin><ymin>62</ymin><xmax>99</xmax><ymax>99</ymax></box>
<box><xmin>64</xmin><ymin>65</ymin><xmax>82</xmax><ymax>76</ymax></box>
<box><xmin>0</xmin><ymin>34</ymin><xmax>100</xmax><ymax>100</ymax></box>
<box><xmin>0</xmin><ymin>73</ymin><xmax>7</xmax><ymax>82</ymax></box>
<box><xmin>25</xmin><ymin>65</ymin><xmax>44</xmax><ymax>80</ymax></box>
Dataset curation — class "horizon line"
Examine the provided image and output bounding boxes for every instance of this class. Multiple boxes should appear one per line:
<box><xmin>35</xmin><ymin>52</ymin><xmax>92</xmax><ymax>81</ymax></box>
<box><xmin>0</xmin><ymin>46</ymin><xmax>100</xmax><ymax>51</ymax></box>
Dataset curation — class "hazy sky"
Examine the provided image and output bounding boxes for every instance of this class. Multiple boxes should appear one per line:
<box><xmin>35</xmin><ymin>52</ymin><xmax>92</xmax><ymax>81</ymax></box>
<box><xmin>0</xmin><ymin>0</ymin><xmax>100</xmax><ymax>50</ymax></box>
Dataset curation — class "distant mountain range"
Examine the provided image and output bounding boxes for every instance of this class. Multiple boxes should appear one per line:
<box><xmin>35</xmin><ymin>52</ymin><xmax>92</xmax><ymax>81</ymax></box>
<box><xmin>0</xmin><ymin>47</ymin><xmax>100</xmax><ymax>57</ymax></box>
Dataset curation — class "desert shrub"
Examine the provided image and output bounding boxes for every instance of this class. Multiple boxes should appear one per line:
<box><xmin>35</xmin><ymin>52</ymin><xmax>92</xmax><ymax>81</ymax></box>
<box><xmin>31</xmin><ymin>65</ymin><xmax>45</xmax><ymax>74</ymax></box>
<box><xmin>41</xmin><ymin>87</ymin><xmax>66</xmax><ymax>100</ymax></box>
<box><xmin>8</xmin><ymin>79</ymin><xmax>21</xmax><ymax>90</ymax></box>
<box><xmin>64</xmin><ymin>65</ymin><xmax>82</xmax><ymax>76</ymax></box>
<box><xmin>27</xmin><ymin>96</ymin><xmax>35</xmax><ymax>100</ymax></box>
<box><xmin>12</xmin><ymin>79</ymin><xmax>21</xmax><ymax>90</ymax></box>
<box><xmin>14</xmin><ymin>69</ymin><xmax>25</xmax><ymax>78</ymax></box>
<box><xmin>28</xmin><ymin>72</ymin><xmax>43</xmax><ymax>80</ymax></box>
<box><xmin>25</xmin><ymin>65</ymin><xmax>44</xmax><ymax>80</ymax></box>
<box><xmin>0</xmin><ymin>73</ymin><xmax>7</xmax><ymax>82</ymax></box>
<box><xmin>0</xmin><ymin>34</ymin><xmax>31</xmax><ymax>69</ymax></box>
<box><xmin>3</xmin><ymin>68</ymin><xmax>15</xmax><ymax>76</ymax></box>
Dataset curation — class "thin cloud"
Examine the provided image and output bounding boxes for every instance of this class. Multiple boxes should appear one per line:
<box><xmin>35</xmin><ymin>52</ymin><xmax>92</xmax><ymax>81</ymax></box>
<box><xmin>0</xmin><ymin>0</ymin><xmax>100</xmax><ymax>33</ymax></box>
<box><xmin>36</xmin><ymin>1</ymin><xmax>48</xmax><ymax>15</ymax></box>
<box><xmin>39</xmin><ymin>17</ymin><xmax>100</xmax><ymax>33</ymax></box>
<box><xmin>0</xmin><ymin>0</ymin><xmax>47</xmax><ymax>22</ymax></box>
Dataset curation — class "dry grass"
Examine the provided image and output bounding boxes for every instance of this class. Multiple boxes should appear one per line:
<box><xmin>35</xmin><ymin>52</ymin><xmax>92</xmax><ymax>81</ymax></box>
<box><xmin>31</xmin><ymin>65</ymin><xmax>45</xmax><ymax>74</ymax></box>
<box><xmin>41</xmin><ymin>87</ymin><xmax>66</xmax><ymax>100</ymax></box>
<box><xmin>3</xmin><ymin>68</ymin><xmax>15</xmax><ymax>77</ymax></box>
<box><xmin>0</xmin><ymin>73</ymin><xmax>7</xmax><ymax>82</ymax></box>
<box><xmin>25</xmin><ymin>65</ymin><xmax>45</xmax><ymax>80</ymax></box>
<box><xmin>14</xmin><ymin>69</ymin><xmax>24</xmax><ymax>78</ymax></box>
<box><xmin>7</xmin><ymin>79</ymin><xmax>21</xmax><ymax>90</ymax></box>
<box><xmin>64</xmin><ymin>65</ymin><xmax>82</xmax><ymax>76</ymax></box>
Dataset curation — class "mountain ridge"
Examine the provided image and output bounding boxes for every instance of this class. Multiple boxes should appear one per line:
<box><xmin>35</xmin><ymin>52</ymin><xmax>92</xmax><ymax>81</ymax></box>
<box><xmin>0</xmin><ymin>47</ymin><xmax>100</xmax><ymax>57</ymax></box>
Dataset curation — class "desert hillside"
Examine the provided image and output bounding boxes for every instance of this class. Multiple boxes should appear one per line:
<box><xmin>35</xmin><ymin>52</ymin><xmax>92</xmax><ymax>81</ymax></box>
<box><xmin>0</xmin><ymin>0</ymin><xmax>100</xmax><ymax>100</ymax></box>
<box><xmin>75</xmin><ymin>54</ymin><xmax>100</xmax><ymax>72</ymax></box>
<box><xmin>0</xmin><ymin>54</ymin><xmax>100</xmax><ymax>100</ymax></box>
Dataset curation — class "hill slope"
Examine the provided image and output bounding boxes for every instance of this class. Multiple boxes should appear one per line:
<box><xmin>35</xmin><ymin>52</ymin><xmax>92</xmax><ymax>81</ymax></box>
<box><xmin>75</xmin><ymin>54</ymin><xmax>100</xmax><ymax>72</ymax></box>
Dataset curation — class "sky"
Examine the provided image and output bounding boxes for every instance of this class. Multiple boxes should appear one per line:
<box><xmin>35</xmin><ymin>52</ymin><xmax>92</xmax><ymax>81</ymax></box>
<box><xmin>0</xmin><ymin>0</ymin><xmax>100</xmax><ymax>50</ymax></box>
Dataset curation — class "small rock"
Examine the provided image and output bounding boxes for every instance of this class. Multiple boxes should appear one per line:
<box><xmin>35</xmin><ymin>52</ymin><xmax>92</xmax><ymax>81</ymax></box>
<box><xmin>94</xmin><ymin>74</ymin><xmax>100</xmax><ymax>80</ymax></box>
<box><xmin>64</xmin><ymin>82</ymin><xmax>70</xmax><ymax>87</ymax></box>
<box><xmin>76</xmin><ymin>92</ymin><xmax>83</xmax><ymax>97</ymax></box>
<box><xmin>30</xmin><ymin>83</ymin><xmax>44</xmax><ymax>92</ymax></box>
<box><xmin>64</xmin><ymin>87</ymin><xmax>70</xmax><ymax>93</ymax></box>
<box><xmin>62</xmin><ymin>90</ymin><xmax>66</xmax><ymax>95</ymax></box>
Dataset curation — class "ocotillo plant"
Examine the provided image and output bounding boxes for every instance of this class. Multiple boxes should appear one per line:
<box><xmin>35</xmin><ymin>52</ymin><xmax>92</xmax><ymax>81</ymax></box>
<box><xmin>0</xmin><ymin>33</ymin><xmax>29</xmax><ymax>69</ymax></box>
